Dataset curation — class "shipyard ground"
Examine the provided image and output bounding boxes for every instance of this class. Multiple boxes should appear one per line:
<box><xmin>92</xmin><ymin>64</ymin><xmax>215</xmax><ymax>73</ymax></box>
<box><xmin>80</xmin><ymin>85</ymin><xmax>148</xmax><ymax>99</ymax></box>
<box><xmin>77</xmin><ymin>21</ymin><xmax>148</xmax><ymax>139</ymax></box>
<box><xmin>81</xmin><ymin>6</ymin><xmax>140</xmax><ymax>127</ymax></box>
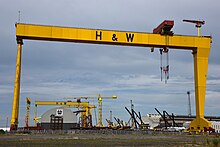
<box><xmin>0</xmin><ymin>130</ymin><xmax>220</xmax><ymax>146</ymax></box>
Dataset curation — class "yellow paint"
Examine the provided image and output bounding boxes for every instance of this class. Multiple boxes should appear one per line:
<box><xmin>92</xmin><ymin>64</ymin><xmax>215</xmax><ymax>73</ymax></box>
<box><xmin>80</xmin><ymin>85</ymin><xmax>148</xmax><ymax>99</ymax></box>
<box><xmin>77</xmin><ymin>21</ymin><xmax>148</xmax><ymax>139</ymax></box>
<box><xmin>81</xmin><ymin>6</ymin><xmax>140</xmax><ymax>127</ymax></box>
<box><xmin>25</xmin><ymin>97</ymin><xmax>31</xmax><ymax>127</ymax></box>
<box><xmin>35</xmin><ymin>101</ymin><xmax>95</xmax><ymax>108</ymax></box>
<box><xmin>15</xmin><ymin>23</ymin><xmax>211</xmax><ymax>49</ymax></box>
<box><xmin>12</xmin><ymin>23</ymin><xmax>212</xmax><ymax>132</ymax></box>
<box><xmin>198</xmin><ymin>27</ymin><xmax>201</xmax><ymax>36</ymax></box>
<box><xmin>10</xmin><ymin>41</ymin><xmax>22</xmax><ymax>130</ymax></box>
<box><xmin>96</xmin><ymin>94</ymin><xmax>117</xmax><ymax>127</ymax></box>
<box><xmin>34</xmin><ymin>101</ymin><xmax>95</xmax><ymax>128</ymax></box>
<box><xmin>189</xmin><ymin>47</ymin><xmax>211</xmax><ymax>132</ymax></box>
<box><xmin>34</xmin><ymin>105</ymin><xmax>37</xmax><ymax>127</ymax></box>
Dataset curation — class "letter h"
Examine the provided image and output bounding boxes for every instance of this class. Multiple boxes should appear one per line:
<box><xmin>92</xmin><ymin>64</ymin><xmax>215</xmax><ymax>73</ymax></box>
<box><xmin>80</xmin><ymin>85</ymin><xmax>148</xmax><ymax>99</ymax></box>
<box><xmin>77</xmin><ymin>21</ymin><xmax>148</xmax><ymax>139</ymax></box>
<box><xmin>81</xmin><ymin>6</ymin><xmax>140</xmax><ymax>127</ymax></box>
<box><xmin>96</xmin><ymin>31</ymin><xmax>102</xmax><ymax>40</ymax></box>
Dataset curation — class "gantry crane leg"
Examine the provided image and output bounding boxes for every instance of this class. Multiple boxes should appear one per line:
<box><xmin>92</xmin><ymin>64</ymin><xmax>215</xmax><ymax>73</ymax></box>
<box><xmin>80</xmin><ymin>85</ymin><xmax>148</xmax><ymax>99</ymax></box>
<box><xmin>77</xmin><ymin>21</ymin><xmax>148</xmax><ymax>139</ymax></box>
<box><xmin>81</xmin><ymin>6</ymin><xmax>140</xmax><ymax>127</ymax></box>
<box><xmin>81</xmin><ymin>111</ymin><xmax>87</xmax><ymax>128</ymax></box>
<box><xmin>190</xmin><ymin>47</ymin><xmax>211</xmax><ymax>132</ymax></box>
<box><xmin>10</xmin><ymin>38</ymin><xmax>23</xmax><ymax>130</ymax></box>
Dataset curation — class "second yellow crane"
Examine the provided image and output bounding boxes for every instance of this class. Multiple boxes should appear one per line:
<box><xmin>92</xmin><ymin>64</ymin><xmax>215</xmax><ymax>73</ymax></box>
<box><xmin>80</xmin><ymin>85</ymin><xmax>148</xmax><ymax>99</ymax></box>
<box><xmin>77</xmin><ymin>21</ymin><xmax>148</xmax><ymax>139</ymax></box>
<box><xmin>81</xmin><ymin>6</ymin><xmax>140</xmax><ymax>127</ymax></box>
<box><xmin>34</xmin><ymin>100</ymin><xmax>96</xmax><ymax>128</ymax></box>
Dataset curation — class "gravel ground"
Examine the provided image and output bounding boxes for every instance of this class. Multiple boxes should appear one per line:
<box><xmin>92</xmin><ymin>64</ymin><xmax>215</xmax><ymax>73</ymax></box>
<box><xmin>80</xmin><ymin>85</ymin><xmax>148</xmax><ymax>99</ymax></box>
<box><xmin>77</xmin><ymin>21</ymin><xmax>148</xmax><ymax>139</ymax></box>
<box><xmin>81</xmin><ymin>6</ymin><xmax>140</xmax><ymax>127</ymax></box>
<box><xmin>0</xmin><ymin>131</ymin><xmax>219</xmax><ymax>147</ymax></box>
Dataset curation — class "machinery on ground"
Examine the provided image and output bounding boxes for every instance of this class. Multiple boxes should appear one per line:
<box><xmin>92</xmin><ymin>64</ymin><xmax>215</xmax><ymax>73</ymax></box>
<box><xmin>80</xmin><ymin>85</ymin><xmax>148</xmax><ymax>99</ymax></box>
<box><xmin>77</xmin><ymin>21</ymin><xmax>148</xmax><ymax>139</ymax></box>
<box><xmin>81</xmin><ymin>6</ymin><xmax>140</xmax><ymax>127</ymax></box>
<box><xmin>154</xmin><ymin>108</ymin><xmax>217</xmax><ymax>132</ymax></box>
<box><xmin>125</xmin><ymin>107</ymin><xmax>149</xmax><ymax>130</ymax></box>
<box><xmin>154</xmin><ymin>108</ymin><xmax>179</xmax><ymax>129</ymax></box>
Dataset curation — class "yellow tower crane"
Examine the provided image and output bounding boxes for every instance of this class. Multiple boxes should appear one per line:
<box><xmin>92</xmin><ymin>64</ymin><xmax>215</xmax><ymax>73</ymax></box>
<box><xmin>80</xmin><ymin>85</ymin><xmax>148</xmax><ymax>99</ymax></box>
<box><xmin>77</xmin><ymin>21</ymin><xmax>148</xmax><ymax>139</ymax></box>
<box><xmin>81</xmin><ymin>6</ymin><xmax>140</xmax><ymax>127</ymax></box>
<box><xmin>11</xmin><ymin>21</ymin><xmax>212</xmax><ymax>132</ymax></box>
<box><xmin>34</xmin><ymin>100</ymin><xmax>96</xmax><ymax>128</ymax></box>
<box><xmin>97</xmin><ymin>94</ymin><xmax>117</xmax><ymax>127</ymax></box>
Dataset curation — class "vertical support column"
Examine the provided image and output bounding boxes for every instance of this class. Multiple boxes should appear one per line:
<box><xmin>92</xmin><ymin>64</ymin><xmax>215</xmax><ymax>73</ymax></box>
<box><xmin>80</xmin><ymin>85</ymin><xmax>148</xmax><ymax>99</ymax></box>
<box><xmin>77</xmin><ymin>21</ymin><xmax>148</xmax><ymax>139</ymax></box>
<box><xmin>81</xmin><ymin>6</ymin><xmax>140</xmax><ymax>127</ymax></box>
<box><xmin>190</xmin><ymin>47</ymin><xmax>211</xmax><ymax>132</ymax></box>
<box><xmin>85</xmin><ymin>106</ymin><xmax>89</xmax><ymax>128</ymax></box>
<box><xmin>10</xmin><ymin>38</ymin><xmax>23</xmax><ymax>130</ymax></box>
<box><xmin>197</xmin><ymin>27</ymin><xmax>201</xmax><ymax>36</ymax></box>
<box><xmin>87</xmin><ymin>107</ymin><xmax>93</xmax><ymax>128</ymax></box>
<box><xmin>34</xmin><ymin>105</ymin><xmax>37</xmax><ymax>126</ymax></box>
<box><xmin>81</xmin><ymin>110</ymin><xmax>87</xmax><ymax>128</ymax></box>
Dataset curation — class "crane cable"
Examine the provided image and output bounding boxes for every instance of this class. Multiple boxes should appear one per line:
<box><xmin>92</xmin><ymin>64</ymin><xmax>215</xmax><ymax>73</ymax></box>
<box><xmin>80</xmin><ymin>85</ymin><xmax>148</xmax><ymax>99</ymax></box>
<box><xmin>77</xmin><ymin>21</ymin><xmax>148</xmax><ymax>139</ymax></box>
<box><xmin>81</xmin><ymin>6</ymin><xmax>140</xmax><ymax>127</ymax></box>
<box><xmin>159</xmin><ymin>48</ymin><xmax>169</xmax><ymax>83</ymax></box>
<box><xmin>164</xmin><ymin>48</ymin><xmax>169</xmax><ymax>84</ymax></box>
<box><xmin>159</xmin><ymin>49</ymin><xmax>163</xmax><ymax>81</ymax></box>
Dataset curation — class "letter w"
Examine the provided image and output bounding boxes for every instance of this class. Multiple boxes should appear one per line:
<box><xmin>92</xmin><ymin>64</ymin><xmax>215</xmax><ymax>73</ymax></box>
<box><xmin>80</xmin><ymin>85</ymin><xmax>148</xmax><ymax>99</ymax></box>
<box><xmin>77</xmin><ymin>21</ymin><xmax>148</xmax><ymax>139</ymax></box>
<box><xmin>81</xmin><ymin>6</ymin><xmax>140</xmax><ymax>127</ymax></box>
<box><xmin>126</xmin><ymin>33</ymin><xmax>134</xmax><ymax>42</ymax></box>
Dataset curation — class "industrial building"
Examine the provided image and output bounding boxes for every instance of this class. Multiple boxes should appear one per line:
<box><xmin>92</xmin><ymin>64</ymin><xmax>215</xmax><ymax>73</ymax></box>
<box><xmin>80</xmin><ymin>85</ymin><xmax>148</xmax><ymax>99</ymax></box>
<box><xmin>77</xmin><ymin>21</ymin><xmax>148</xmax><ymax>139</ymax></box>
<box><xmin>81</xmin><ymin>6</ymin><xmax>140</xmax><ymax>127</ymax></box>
<box><xmin>142</xmin><ymin>114</ymin><xmax>161</xmax><ymax>129</ymax></box>
<box><xmin>142</xmin><ymin>113</ymin><xmax>220</xmax><ymax>133</ymax></box>
<box><xmin>211</xmin><ymin>121</ymin><xmax>220</xmax><ymax>133</ymax></box>
<box><xmin>39</xmin><ymin>107</ymin><xmax>79</xmax><ymax>130</ymax></box>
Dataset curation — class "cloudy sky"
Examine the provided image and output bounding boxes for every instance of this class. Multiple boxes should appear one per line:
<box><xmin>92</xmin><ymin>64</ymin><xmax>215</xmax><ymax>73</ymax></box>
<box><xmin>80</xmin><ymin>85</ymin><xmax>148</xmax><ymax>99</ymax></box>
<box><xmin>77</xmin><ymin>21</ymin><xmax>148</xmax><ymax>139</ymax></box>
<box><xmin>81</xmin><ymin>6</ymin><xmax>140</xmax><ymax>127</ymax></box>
<box><xmin>0</xmin><ymin>0</ymin><xmax>219</xmax><ymax>127</ymax></box>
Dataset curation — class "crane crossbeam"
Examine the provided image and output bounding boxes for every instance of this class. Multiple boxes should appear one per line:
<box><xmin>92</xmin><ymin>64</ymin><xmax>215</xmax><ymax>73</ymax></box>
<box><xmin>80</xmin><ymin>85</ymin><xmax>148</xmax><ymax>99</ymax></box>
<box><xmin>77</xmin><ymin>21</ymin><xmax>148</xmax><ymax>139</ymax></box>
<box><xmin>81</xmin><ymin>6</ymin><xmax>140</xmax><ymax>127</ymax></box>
<box><xmin>16</xmin><ymin>23</ymin><xmax>210</xmax><ymax>49</ymax></box>
<box><xmin>35</xmin><ymin>101</ymin><xmax>96</xmax><ymax>108</ymax></box>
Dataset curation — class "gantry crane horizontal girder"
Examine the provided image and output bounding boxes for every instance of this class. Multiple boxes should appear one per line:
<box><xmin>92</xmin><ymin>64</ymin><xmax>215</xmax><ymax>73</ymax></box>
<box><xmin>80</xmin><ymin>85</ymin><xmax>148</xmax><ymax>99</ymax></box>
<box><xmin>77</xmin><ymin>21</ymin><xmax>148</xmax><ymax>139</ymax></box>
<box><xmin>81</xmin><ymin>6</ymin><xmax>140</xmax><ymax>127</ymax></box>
<box><xmin>15</xmin><ymin>23</ymin><xmax>210</xmax><ymax>49</ymax></box>
<box><xmin>35</xmin><ymin>101</ymin><xmax>96</xmax><ymax>108</ymax></box>
<box><xmin>11</xmin><ymin>22</ymin><xmax>212</xmax><ymax>133</ymax></box>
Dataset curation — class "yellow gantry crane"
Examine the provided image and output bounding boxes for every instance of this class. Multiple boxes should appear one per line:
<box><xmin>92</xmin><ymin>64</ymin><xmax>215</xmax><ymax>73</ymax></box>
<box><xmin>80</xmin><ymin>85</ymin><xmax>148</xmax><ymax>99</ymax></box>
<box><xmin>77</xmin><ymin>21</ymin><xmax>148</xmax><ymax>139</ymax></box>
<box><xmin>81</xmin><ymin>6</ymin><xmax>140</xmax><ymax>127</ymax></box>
<box><xmin>11</xmin><ymin>21</ymin><xmax>212</xmax><ymax>132</ymax></box>
<box><xmin>65</xmin><ymin>94</ymin><xmax>117</xmax><ymax>127</ymax></box>
<box><xmin>34</xmin><ymin>100</ymin><xmax>96</xmax><ymax>128</ymax></box>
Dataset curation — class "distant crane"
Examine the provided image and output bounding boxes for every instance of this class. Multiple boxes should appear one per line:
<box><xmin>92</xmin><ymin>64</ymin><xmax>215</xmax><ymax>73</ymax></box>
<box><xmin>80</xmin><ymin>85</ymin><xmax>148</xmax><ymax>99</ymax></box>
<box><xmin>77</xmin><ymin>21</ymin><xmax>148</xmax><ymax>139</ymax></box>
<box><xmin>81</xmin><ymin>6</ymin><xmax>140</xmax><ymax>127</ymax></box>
<box><xmin>25</xmin><ymin>97</ymin><xmax>31</xmax><ymax>127</ymax></box>
<box><xmin>65</xmin><ymin>94</ymin><xmax>117</xmax><ymax>127</ymax></box>
<box><xmin>183</xmin><ymin>19</ymin><xmax>205</xmax><ymax>36</ymax></box>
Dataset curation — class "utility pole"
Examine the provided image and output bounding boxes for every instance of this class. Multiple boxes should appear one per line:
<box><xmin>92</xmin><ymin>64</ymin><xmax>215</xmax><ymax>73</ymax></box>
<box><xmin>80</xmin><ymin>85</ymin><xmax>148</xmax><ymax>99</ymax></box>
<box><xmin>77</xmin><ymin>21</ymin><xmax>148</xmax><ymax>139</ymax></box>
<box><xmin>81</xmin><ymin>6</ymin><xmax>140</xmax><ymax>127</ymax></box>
<box><xmin>187</xmin><ymin>91</ymin><xmax>192</xmax><ymax>116</ymax></box>
<box><xmin>110</xmin><ymin>110</ymin><xmax>112</xmax><ymax>123</ymax></box>
<box><xmin>6</xmin><ymin>117</ymin><xmax>8</xmax><ymax>131</ymax></box>
<box><xmin>130</xmin><ymin>100</ymin><xmax>134</xmax><ymax>129</ymax></box>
